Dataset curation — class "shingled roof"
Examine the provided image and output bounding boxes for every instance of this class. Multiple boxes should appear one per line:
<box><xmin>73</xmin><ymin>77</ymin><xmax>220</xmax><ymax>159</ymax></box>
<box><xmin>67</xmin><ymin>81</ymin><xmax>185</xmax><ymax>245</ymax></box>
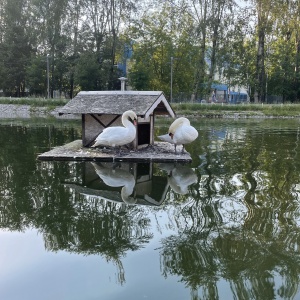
<box><xmin>59</xmin><ymin>91</ymin><xmax>175</xmax><ymax>118</ymax></box>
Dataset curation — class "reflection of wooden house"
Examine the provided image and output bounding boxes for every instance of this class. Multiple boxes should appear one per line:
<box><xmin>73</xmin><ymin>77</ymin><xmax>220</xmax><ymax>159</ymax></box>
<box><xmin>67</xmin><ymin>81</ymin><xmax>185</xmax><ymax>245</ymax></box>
<box><xmin>58</xmin><ymin>91</ymin><xmax>175</xmax><ymax>149</ymax></box>
<box><xmin>65</xmin><ymin>162</ymin><xmax>168</xmax><ymax>206</ymax></box>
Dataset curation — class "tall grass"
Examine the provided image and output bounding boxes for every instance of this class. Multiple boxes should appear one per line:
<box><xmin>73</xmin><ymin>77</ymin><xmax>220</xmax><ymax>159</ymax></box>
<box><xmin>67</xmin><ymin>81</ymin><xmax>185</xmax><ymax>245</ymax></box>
<box><xmin>2</xmin><ymin>97</ymin><xmax>300</xmax><ymax>117</ymax></box>
<box><xmin>172</xmin><ymin>103</ymin><xmax>300</xmax><ymax>117</ymax></box>
<box><xmin>0</xmin><ymin>97</ymin><xmax>68</xmax><ymax>107</ymax></box>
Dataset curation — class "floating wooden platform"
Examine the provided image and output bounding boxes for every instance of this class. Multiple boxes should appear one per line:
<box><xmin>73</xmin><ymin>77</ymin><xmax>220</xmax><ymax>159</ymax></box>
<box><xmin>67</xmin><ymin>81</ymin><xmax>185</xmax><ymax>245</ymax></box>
<box><xmin>37</xmin><ymin>140</ymin><xmax>192</xmax><ymax>162</ymax></box>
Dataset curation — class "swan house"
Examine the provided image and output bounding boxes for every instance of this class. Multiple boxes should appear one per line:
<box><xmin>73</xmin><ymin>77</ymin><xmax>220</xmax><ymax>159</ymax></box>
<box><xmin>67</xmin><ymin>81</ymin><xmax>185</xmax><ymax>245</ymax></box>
<box><xmin>38</xmin><ymin>90</ymin><xmax>193</xmax><ymax>162</ymax></box>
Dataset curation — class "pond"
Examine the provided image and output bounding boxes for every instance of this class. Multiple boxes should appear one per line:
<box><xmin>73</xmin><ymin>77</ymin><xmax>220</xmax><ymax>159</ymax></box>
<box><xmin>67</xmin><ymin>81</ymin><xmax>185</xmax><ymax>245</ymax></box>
<box><xmin>1</xmin><ymin>117</ymin><xmax>300</xmax><ymax>300</ymax></box>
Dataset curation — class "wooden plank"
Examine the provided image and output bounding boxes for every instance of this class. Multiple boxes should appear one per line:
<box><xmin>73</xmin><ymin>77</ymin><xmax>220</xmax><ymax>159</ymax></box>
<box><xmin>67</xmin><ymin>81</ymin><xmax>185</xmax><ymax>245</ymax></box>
<box><xmin>37</xmin><ymin>140</ymin><xmax>192</xmax><ymax>162</ymax></box>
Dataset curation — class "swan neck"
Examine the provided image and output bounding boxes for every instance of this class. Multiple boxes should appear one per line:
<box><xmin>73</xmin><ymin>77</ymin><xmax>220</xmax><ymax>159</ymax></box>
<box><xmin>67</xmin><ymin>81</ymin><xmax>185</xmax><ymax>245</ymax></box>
<box><xmin>122</xmin><ymin>114</ymin><xmax>134</xmax><ymax>128</ymax></box>
<box><xmin>169</xmin><ymin>117</ymin><xmax>190</xmax><ymax>133</ymax></box>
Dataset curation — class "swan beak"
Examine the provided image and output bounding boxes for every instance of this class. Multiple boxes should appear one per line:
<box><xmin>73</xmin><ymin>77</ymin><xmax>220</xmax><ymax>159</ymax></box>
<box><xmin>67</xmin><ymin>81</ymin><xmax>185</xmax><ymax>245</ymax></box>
<box><xmin>169</xmin><ymin>132</ymin><xmax>174</xmax><ymax>140</ymax></box>
<box><xmin>134</xmin><ymin>119</ymin><xmax>137</xmax><ymax>126</ymax></box>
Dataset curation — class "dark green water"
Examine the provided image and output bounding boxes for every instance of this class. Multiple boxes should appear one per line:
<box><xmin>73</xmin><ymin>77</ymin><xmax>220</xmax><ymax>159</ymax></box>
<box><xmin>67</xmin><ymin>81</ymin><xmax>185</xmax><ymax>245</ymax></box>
<box><xmin>1</xmin><ymin>118</ymin><xmax>300</xmax><ymax>300</ymax></box>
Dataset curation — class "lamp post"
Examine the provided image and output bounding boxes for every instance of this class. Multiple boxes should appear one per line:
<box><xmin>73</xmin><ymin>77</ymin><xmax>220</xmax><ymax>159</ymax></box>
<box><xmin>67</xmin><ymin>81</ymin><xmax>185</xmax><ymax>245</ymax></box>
<box><xmin>47</xmin><ymin>54</ymin><xmax>50</xmax><ymax>99</ymax></box>
<box><xmin>119</xmin><ymin>77</ymin><xmax>127</xmax><ymax>91</ymax></box>
<box><xmin>170</xmin><ymin>56</ymin><xmax>173</xmax><ymax>103</ymax></box>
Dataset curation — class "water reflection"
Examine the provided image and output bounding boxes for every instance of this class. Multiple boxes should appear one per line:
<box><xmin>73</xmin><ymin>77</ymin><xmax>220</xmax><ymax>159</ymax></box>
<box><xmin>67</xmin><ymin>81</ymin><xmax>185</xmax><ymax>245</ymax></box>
<box><xmin>65</xmin><ymin>161</ymin><xmax>197</xmax><ymax>206</ymax></box>
<box><xmin>49</xmin><ymin>161</ymin><xmax>197</xmax><ymax>285</ymax></box>
<box><xmin>158</xmin><ymin>163</ymin><xmax>197</xmax><ymax>195</ymax></box>
<box><xmin>91</xmin><ymin>162</ymin><xmax>136</xmax><ymax>204</ymax></box>
<box><xmin>159</xmin><ymin>229</ymin><xmax>300</xmax><ymax>299</ymax></box>
<box><xmin>2</xmin><ymin>121</ymin><xmax>300</xmax><ymax>298</ymax></box>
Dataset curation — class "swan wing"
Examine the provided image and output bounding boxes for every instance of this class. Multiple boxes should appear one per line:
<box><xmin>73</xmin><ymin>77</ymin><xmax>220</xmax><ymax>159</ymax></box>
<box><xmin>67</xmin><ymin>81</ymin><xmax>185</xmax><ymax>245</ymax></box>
<box><xmin>174</xmin><ymin>125</ymin><xmax>198</xmax><ymax>145</ymax></box>
<box><xmin>168</xmin><ymin>167</ymin><xmax>197</xmax><ymax>195</ymax></box>
<box><xmin>168</xmin><ymin>176</ymin><xmax>186</xmax><ymax>194</ymax></box>
<box><xmin>92</xmin><ymin>162</ymin><xmax>135</xmax><ymax>187</ymax></box>
<box><xmin>93</xmin><ymin>126</ymin><xmax>136</xmax><ymax>147</ymax></box>
<box><xmin>172</xmin><ymin>166</ymin><xmax>197</xmax><ymax>186</ymax></box>
<box><xmin>169</xmin><ymin>117</ymin><xmax>190</xmax><ymax>134</ymax></box>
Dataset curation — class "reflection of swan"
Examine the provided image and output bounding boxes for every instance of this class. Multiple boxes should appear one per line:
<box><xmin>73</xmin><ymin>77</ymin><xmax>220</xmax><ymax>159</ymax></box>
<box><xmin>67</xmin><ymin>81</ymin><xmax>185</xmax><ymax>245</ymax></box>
<box><xmin>91</xmin><ymin>110</ymin><xmax>137</xmax><ymax>149</ymax></box>
<box><xmin>91</xmin><ymin>162</ymin><xmax>137</xmax><ymax>204</ymax></box>
<box><xmin>158</xmin><ymin>163</ymin><xmax>197</xmax><ymax>194</ymax></box>
<box><xmin>158</xmin><ymin>117</ymin><xmax>198</xmax><ymax>154</ymax></box>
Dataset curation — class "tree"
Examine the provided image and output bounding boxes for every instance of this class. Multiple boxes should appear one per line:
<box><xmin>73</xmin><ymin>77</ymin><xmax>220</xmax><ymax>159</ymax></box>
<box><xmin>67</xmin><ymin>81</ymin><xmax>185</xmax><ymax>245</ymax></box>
<box><xmin>216</xmin><ymin>4</ymin><xmax>257</xmax><ymax>101</ymax></box>
<box><xmin>206</xmin><ymin>0</ymin><xmax>235</xmax><ymax>97</ymax></box>
<box><xmin>127</xmin><ymin>2</ymin><xmax>200</xmax><ymax>101</ymax></box>
<box><xmin>74</xmin><ymin>52</ymin><xmax>101</xmax><ymax>90</ymax></box>
<box><xmin>0</xmin><ymin>0</ymin><xmax>33</xmax><ymax>96</ymax></box>
<box><xmin>79</xmin><ymin>0</ymin><xmax>137</xmax><ymax>91</ymax></box>
<box><xmin>31</xmin><ymin>0</ymin><xmax>70</xmax><ymax>97</ymax></box>
<box><xmin>127</xmin><ymin>7</ymin><xmax>174</xmax><ymax>92</ymax></box>
<box><xmin>186</xmin><ymin>0</ymin><xmax>210</xmax><ymax>101</ymax></box>
<box><xmin>26</xmin><ymin>55</ymin><xmax>48</xmax><ymax>96</ymax></box>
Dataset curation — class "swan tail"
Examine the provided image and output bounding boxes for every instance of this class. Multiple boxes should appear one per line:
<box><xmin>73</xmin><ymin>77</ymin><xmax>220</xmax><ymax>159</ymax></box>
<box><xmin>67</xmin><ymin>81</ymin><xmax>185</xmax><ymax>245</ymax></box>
<box><xmin>91</xmin><ymin>139</ymin><xmax>101</xmax><ymax>147</ymax></box>
<box><xmin>158</xmin><ymin>134</ymin><xmax>174</xmax><ymax>144</ymax></box>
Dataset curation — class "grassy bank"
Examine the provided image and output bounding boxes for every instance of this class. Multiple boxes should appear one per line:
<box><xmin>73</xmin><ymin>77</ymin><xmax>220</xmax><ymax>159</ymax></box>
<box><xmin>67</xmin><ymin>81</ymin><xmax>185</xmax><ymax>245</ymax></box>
<box><xmin>172</xmin><ymin>102</ymin><xmax>300</xmax><ymax>117</ymax></box>
<box><xmin>0</xmin><ymin>97</ymin><xmax>68</xmax><ymax>109</ymax></box>
<box><xmin>2</xmin><ymin>97</ymin><xmax>300</xmax><ymax>118</ymax></box>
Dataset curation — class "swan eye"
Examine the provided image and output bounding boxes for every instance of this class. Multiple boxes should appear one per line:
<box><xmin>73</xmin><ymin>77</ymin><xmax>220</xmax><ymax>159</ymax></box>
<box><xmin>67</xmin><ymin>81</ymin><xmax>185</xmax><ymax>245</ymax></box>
<box><xmin>128</xmin><ymin>116</ymin><xmax>136</xmax><ymax>123</ymax></box>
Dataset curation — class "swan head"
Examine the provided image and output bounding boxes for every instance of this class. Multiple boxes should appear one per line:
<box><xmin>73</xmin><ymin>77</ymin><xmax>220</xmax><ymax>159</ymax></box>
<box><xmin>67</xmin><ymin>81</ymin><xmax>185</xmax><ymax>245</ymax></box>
<box><xmin>123</xmin><ymin>110</ymin><xmax>138</xmax><ymax>126</ymax></box>
<box><xmin>121</xmin><ymin>193</ymin><xmax>137</xmax><ymax>205</ymax></box>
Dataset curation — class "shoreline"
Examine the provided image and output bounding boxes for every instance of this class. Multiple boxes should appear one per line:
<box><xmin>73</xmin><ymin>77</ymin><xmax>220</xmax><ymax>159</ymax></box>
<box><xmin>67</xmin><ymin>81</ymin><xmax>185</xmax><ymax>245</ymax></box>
<box><xmin>0</xmin><ymin>104</ymin><xmax>78</xmax><ymax>119</ymax></box>
<box><xmin>0</xmin><ymin>104</ymin><xmax>299</xmax><ymax>120</ymax></box>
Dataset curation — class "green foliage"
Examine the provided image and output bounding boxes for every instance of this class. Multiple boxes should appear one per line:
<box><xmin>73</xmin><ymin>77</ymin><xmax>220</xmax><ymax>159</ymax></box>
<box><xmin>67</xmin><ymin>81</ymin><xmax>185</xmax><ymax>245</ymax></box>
<box><xmin>129</xmin><ymin>68</ymin><xmax>151</xmax><ymax>90</ymax></box>
<box><xmin>0</xmin><ymin>0</ymin><xmax>300</xmax><ymax>103</ymax></box>
<box><xmin>127</xmin><ymin>4</ymin><xmax>197</xmax><ymax>99</ymax></box>
<box><xmin>0</xmin><ymin>0</ymin><xmax>133</xmax><ymax>97</ymax></box>
<box><xmin>0</xmin><ymin>0</ymin><xmax>33</xmax><ymax>96</ymax></box>
<box><xmin>74</xmin><ymin>53</ymin><xmax>101</xmax><ymax>91</ymax></box>
<box><xmin>26</xmin><ymin>55</ymin><xmax>47</xmax><ymax>96</ymax></box>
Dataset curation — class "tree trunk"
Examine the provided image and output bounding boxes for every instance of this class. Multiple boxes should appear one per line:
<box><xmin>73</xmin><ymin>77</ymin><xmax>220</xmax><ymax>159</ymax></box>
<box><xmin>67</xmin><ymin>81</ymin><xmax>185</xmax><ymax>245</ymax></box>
<box><xmin>207</xmin><ymin>0</ymin><xmax>225</xmax><ymax>98</ymax></box>
<box><xmin>256</xmin><ymin>26</ymin><xmax>266</xmax><ymax>103</ymax></box>
<box><xmin>296</xmin><ymin>36</ymin><xmax>300</xmax><ymax>101</ymax></box>
<box><xmin>255</xmin><ymin>0</ymin><xmax>270</xmax><ymax>103</ymax></box>
<box><xmin>191</xmin><ymin>0</ymin><xmax>208</xmax><ymax>101</ymax></box>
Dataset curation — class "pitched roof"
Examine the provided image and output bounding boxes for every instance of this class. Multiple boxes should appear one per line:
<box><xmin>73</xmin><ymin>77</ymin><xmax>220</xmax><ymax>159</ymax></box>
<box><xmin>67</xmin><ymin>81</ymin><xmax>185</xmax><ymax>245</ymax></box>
<box><xmin>59</xmin><ymin>91</ymin><xmax>175</xmax><ymax>118</ymax></box>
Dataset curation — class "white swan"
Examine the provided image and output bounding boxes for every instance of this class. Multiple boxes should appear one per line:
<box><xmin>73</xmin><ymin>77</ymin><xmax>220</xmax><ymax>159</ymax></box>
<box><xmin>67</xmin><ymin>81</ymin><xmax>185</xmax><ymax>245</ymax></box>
<box><xmin>168</xmin><ymin>165</ymin><xmax>197</xmax><ymax>194</ymax></box>
<box><xmin>158</xmin><ymin>163</ymin><xmax>197</xmax><ymax>194</ymax></box>
<box><xmin>158</xmin><ymin>117</ymin><xmax>198</xmax><ymax>153</ymax></box>
<box><xmin>91</xmin><ymin>162</ymin><xmax>137</xmax><ymax>204</ymax></box>
<box><xmin>91</xmin><ymin>110</ymin><xmax>137</xmax><ymax>150</ymax></box>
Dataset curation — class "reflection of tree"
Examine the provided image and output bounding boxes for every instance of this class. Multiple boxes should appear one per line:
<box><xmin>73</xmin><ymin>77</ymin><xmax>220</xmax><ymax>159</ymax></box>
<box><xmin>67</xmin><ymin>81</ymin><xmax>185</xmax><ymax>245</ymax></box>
<box><xmin>38</xmin><ymin>193</ymin><xmax>152</xmax><ymax>256</ymax></box>
<box><xmin>158</xmin><ymin>120</ymin><xmax>300</xmax><ymax>299</ymax></box>
<box><xmin>36</xmin><ymin>192</ymin><xmax>153</xmax><ymax>285</ymax></box>
<box><xmin>0</xmin><ymin>125</ymin><xmax>153</xmax><ymax>285</ymax></box>
<box><xmin>0</xmin><ymin>124</ymin><xmax>81</xmax><ymax>231</ymax></box>
<box><xmin>4</xmin><ymin>121</ymin><xmax>300</xmax><ymax>295</ymax></box>
<box><xmin>36</xmin><ymin>162</ymin><xmax>153</xmax><ymax>285</ymax></box>
<box><xmin>160</xmin><ymin>225</ymin><xmax>300</xmax><ymax>299</ymax></box>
